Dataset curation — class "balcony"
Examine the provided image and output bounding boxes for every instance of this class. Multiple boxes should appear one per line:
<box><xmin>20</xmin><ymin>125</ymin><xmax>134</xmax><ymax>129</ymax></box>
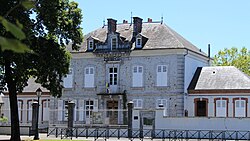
<box><xmin>97</xmin><ymin>85</ymin><xmax>126</xmax><ymax>95</ymax></box>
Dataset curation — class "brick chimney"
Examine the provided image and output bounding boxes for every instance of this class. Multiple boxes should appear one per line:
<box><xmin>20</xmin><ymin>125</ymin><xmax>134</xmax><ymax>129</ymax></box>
<box><xmin>107</xmin><ymin>18</ymin><xmax>117</xmax><ymax>33</ymax></box>
<box><xmin>123</xmin><ymin>20</ymin><xmax>128</xmax><ymax>24</ymax></box>
<box><xmin>148</xmin><ymin>18</ymin><xmax>152</xmax><ymax>22</ymax></box>
<box><xmin>133</xmin><ymin>17</ymin><xmax>143</xmax><ymax>36</ymax></box>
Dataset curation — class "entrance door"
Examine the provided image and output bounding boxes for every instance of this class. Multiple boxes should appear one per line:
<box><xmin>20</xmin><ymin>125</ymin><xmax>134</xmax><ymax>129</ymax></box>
<box><xmin>196</xmin><ymin>101</ymin><xmax>207</xmax><ymax>116</ymax></box>
<box><xmin>107</xmin><ymin>100</ymin><xmax>118</xmax><ymax>125</ymax></box>
<box><xmin>109</xmin><ymin>67</ymin><xmax>118</xmax><ymax>93</ymax></box>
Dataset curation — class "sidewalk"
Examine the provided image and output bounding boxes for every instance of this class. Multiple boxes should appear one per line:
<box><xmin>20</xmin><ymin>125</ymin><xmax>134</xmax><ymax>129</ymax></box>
<box><xmin>0</xmin><ymin>133</ymin><xmax>163</xmax><ymax>141</ymax></box>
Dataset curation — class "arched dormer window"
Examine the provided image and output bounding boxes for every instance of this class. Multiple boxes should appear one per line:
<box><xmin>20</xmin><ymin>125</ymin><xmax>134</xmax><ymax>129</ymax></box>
<box><xmin>111</xmin><ymin>36</ymin><xmax>117</xmax><ymax>50</ymax></box>
<box><xmin>136</xmin><ymin>37</ymin><xmax>142</xmax><ymax>48</ymax></box>
<box><xmin>88</xmin><ymin>39</ymin><xmax>94</xmax><ymax>50</ymax></box>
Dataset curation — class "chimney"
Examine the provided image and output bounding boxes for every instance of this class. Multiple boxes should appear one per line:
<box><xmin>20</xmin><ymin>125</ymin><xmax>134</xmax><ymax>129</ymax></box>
<box><xmin>107</xmin><ymin>18</ymin><xmax>117</xmax><ymax>33</ymax></box>
<box><xmin>133</xmin><ymin>17</ymin><xmax>143</xmax><ymax>36</ymax></box>
<box><xmin>208</xmin><ymin>44</ymin><xmax>211</xmax><ymax>59</ymax></box>
<box><xmin>123</xmin><ymin>20</ymin><xmax>128</xmax><ymax>24</ymax></box>
<box><xmin>148</xmin><ymin>18</ymin><xmax>152</xmax><ymax>22</ymax></box>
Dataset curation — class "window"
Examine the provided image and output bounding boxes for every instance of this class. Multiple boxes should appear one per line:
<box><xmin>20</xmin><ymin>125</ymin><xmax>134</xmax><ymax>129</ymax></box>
<box><xmin>88</xmin><ymin>40</ymin><xmax>94</xmax><ymax>50</ymax></box>
<box><xmin>133</xmin><ymin>99</ymin><xmax>143</xmax><ymax>108</ymax></box>
<box><xmin>156</xmin><ymin>65</ymin><xmax>168</xmax><ymax>86</ymax></box>
<box><xmin>85</xmin><ymin>100</ymin><xmax>94</xmax><ymax>118</ymax></box>
<box><xmin>132</xmin><ymin>66</ymin><xmax>143</xmax><ymax>87</ymax></box>
<box><xmin>109</xmin><ymin>67</ymin><xmax>118</xmax><ymax>85</ymax></box>
<box><xmin>194</xmin><ymin>98</ymin><xmax>208</xmax><ymax>117</ymax></box>
<box><xmin>156</xmin><ymin>99</ymin><xmax>168</xmax><ymax>116</ymax></box>
<box><xmin>136</xmin><ymin>37</ymin><xmax>142</xmax><ymax>48</ymax></box>
<box><xmin>234</xmin><ymin>98</ymin><xmax>247</xmax><ymax>117</ymax></box>
<box><xmin>63</xmin><ymin>68</ymin><xmax>73</xmax><ymax>88</ymax></box>
<box><xmin>84</xmin><ymin>67</ymin><xmax>94</xmax><ymax>88</ymax></box>
<box><xmin>215</xmin><ymin>99</ymin><xmax>227</xmax><ymax>117</ymax></box>
<box><xmin>111</xmin><ymin>37</ymin><xmax>117</xmax><ymax>50</ymax></box>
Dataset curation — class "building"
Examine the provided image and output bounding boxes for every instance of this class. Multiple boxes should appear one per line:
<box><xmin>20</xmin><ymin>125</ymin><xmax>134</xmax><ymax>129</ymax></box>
<box><xmin>51</xmin><ymin>17</ymin><xmax>210</xmax><ymax>125</ymax></box>
<box><xmin>187</xmin><ymin>66</ymin><xmax>250</xmax><ymax>117</ymax></box>
<box><xmin>1</xmin><ymin>78</ymin><xmax>50</xmax><ymax>126</ymax></box>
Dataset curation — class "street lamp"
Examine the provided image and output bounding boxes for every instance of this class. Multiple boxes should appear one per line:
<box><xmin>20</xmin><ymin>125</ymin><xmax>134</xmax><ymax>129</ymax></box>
<box><xmin>34</xmin><ymin>88</ymin><xmax>42</xmax><ymax>140</ymax></box>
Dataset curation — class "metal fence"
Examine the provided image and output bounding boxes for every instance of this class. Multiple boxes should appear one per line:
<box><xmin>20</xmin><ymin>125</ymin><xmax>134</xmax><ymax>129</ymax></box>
<box><xmin>47</xmin><ymin>126</ymin><xmax>250</xmax><ymax>140</ymax></box>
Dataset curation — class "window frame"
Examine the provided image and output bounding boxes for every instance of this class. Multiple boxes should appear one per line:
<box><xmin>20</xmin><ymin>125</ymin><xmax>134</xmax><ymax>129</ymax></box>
<box><xmin>111</xmin><ymin>37</ymin><xmax>117</xmax><ymax>50</ymax></box>
<box><xmin>84</xmin><ymin>67</ymin><xmax>95</xmax><ymax>88</ymax></box>
<box><xmin>133</xmin><ymin>99</ymin><xmax>143</xmax><ymax>108</ymax></box>
<box><xmin>63</xmin><ymin>68</ymin><xmax>73</xmax><ymax>88</ymax></box>
<box><xmin>132</xmin><ymin>65</ymin><xmax>143</xmax><ymax>87</ymax></box>
<box><xmin>88</xmin><ymin>39</ymin><xmax>94</xmax><ymax>50</ymax></box>
<box><xmin>136</xmin><ymin>37</ymin><xmax>142</xmax><ymax>48</ymax></box>
<box><xmin>156</xmin><ymin>65</ymin><xmax>168</xmax><ymax>86</ymax></box>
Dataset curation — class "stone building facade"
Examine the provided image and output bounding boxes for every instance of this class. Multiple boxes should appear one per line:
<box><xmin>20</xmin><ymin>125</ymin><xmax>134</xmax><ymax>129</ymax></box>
<box><xmin>50</xmin><ymin>17</ymin><xmax>209</xmax><ymax>125</ymax></box>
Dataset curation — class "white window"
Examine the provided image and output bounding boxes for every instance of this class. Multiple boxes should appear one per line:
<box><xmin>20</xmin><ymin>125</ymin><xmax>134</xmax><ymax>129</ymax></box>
<box><xmin>156</xmin><ymin>65</ymin><xmax>168</xmax><ymax>86</ymax></box>
<box><xmin>111</xmin><ymin>37</ymin><xmax>117</xmax><ymax>50</ymax></box>
<box><xmin>63</xmin><ymin>68</ymin><xmax>73</xmax><ymax>88</ymax></box>
<box><xmin>156</xmin><ymin>99</ymin><xmax>168</xmax><ymax>116</ymax></box>
<box><xmin>88</xmin><ymin>40</ymin><xmax>94</xmax><ymax>50</ymax></box>
<box><xmin>216</xmin><ymin>100</ymin><xmax>227</xmax><ymax>117</ymax></box>
<box><xmin>136</xmin><ymin>37</ymin><xmax>142</xmax><ymax>48</ymax></box>
<box><xmin>84</xmin><ymin>67</ymin><xmax>94</xmax><ymax>88</ymax></box>
<box><xmin>42</xmin><ymin>99</ymin><xmax>50</xmax><ymax>121</ymax></box>
<box><xmin>78</xmin><ymin>100</ymin><xmax>85</xmax><ymax>121</ymax></box>
<box><xmin>85</xmin><ymin>99</ymin><xmax>98</xmax><ymax>118</ymax></box>
<box><xmin>133</xmin><ymin>99</ymin><xmax>143</xmax><ymax>108</ymax></box>
<box><xmin>18</xmin><ymin>100</ymin><xmax>23</xmax><ymax>122</ymax></box>
<box><xmin>235</xmin><ymin>99</ymin><xmax>246</xmax><ymax>117</ymax></box>
<box><xmin>132</xmin><ymin>66</ymin><xmax>143</xmax><ymax>87</ymax></box>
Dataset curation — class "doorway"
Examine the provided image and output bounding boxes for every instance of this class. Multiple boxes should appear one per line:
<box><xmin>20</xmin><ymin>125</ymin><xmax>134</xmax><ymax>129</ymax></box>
<box><xmin>107</xmin><ymin>100</ymin><xmax>118</xmax><ymax>124</ymax></box>
<box><xmin>195</xmin><ymin>98</ymin><xmax>208</xmax><ymax>117</ymax></box>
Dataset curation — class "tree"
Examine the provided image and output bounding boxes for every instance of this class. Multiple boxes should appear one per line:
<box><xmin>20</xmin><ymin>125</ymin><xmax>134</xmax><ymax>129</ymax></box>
<box><xmin>213</xmin><ymin>47</ymin><xmax>250</xmax><ymax>76</ymax></box>
<box><xmin>0</xmin><ymin>0</ymin><xmax>83</xmax><ymax>140</ymax></box>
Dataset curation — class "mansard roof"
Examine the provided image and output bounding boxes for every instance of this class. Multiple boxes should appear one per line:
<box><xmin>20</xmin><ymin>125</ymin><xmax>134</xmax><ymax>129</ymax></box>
<box><xmin>188</xmin><ymin>66</ymin><xmax>250</xmax><ymax>94</ymax></box>
<box><xmin>70</xmin><ymin>22</ymin><xmax>206</xmax><ymax>55</ymax></box>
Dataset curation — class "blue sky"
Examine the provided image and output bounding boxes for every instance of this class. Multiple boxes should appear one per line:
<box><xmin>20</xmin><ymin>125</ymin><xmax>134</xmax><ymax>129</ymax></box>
<box><xmin>75</xmin><ymin>0</ymin><xmax>250</xmax><ymax>56</ymax></box>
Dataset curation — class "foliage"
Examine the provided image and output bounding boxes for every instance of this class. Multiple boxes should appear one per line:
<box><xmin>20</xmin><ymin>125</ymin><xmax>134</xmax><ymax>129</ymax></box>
<box><xmin>213</xmin><ymin>47</ymin><xmax>250</xmax><ymax>76</ymax></box>
<box><xmin>0</xmin><ymin>116</ymin><xmax>8</xmax><ymax>123</ymax></box>
<box><xmin>0</xmin><ymin>0</ymin><xmax>83</xmax><ymax>140</ymax></box>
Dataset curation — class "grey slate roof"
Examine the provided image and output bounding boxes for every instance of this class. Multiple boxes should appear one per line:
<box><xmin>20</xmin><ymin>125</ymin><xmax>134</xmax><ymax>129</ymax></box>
<box><xmin>188</xmin><ymin>66</ymin><xmax>250</xmax><ymax>91</ymax></box>
<box><xmin>70</xmin><ymin>22</ymin><xmax>206</xmax><ymax>55</ymax></box>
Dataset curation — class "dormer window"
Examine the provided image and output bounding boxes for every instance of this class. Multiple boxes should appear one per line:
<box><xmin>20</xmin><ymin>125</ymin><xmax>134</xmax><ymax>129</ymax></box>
<box><xmin>111</xmin><ymin>37</ymin><xmax>117</xmax><ymax>50</ymax></box>
<box><xmin>88</xmin><ymin>40</ymin><xmax>94</xmax><ymax>50</ymax></box>
<box><xmin>136</xmin><ymin>37</ymin><xmax>142</xmax><ymax>48</ymax></box>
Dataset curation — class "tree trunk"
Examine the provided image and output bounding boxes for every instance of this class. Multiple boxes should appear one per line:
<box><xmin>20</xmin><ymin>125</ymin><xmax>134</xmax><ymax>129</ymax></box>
<box><xmin>5</xmin><ymin>57</ymin><xmax>21</xmax><ymax>141</ymax></box>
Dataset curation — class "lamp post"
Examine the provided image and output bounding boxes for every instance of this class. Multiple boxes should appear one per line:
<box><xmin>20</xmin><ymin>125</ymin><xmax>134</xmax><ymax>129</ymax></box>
<box><xmin>34</xmin><ymin>88</ymin><xmax>42</xmax><ymax>140</ymax></box>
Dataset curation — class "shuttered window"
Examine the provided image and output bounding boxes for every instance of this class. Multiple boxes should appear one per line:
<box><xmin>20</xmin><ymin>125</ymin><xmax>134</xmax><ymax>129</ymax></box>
<box><xmin>132</xmin><ymin>66</ymin><xmax>143</xmax><ymax>87</ymax></box>
<box><xmin>133</xmin><ymin>99</ymin><xmax>143</xmax><ymax>108</ymax></box>
<box><xmin>216</xmin><ymin>100</ymin><xmax>227</xmax><ymax>117</ymax></box>
<box><xmin>235</xmin><ymin>99</ymin><xmax>246</xmax><ymax>117</ymax></box>
<box><xmin>84</xmin><ymin>67</ymin><xmax>94</xmax><ymax>88</ymax></box>
<box><xmin>63</xmin><ymin>68</ymin><xmax>73</xmax><ymax>88</ymax></box>
<box><xmin>156</xmin><ymin>99</ymin><xmax>168</xmax><ymax>116</ymax></box>
<box><xmin>156</xmin><ymin>65</ymin><xmax>168</xmax><ymax>86</ymax></box>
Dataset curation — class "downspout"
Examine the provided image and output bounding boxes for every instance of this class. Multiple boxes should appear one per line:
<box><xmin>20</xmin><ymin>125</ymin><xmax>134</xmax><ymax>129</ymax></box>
<box><xmin>183</xmin><ymin>49</ymin><xmax>189</xmax><ymax>116</ymax></box>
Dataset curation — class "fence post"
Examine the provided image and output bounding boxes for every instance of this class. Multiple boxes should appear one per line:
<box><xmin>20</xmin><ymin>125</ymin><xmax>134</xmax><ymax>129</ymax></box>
<box><xmin>127</xmin><ymin>101</ymin><xmax>134</xmax><ymax>139</ymax></box>
<box><xmin>67</xmin><ymin>101</ymin><xmax>75</xmax><ymax>137</ymax></box>
<box><xmin>31</xmin><ymin>102</ymin><xmax>39</xmax><ymax>135</ymax></box>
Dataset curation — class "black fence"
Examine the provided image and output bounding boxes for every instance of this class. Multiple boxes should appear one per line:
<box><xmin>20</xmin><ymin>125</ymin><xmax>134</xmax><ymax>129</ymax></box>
<box><xmin>47</xmin><ymin>127</ymin><xmax>250</xmax><ymax>140</ymax></box>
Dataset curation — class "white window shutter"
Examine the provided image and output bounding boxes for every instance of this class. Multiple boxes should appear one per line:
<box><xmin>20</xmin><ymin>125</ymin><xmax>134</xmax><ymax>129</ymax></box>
<box><xmin>93</xmin><ymin>99</ymin><xmax>98</xmax><ymax>112</ymax></box>
<box><xmin>216</xmin><ymin>100</ymin><xmax>227</xmax><ymax>117</ymax></box>
<box><xmin>64</xmin><ymin>68</ymin><xmax>73</xmax><ymax>88</ymax></box>
<box><xmin>132</xmin><ymin>66</ymin><xmax>143</xmax><ymax>87</ymax></box>
<box><xmin>78</xmin><ymin>100</ymin><xmax>84</xmax><ymax>121</ymax></box>
<box><xmin>58</xmin><ymin>100</ymin><xmax>63</xmax><ymax>121</ymax></box>
<box><xmin>84</xmin><ymin>67</ymin><xmax>94</xmax><ymax>88</ymax></box>
<box><xmin>235</xmin><ymin>100</ymin><xmax>246</xmax><ymax>117</ymax></box>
